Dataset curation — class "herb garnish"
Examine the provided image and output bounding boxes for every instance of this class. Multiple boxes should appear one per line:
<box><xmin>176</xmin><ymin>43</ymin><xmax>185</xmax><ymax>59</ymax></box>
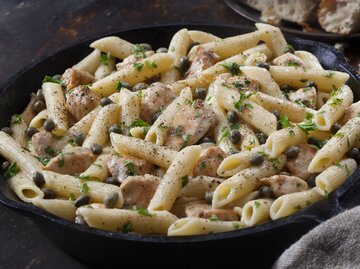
<box><xmin>181</xmin><ymin>175</ymin><xmax>189</xmax><ymax>187</ymax></box>
<box><xmin>124</xmin><ymin>160</ymin><xmax>136</xmax><ymax>176</ymax></box>
<box><xmin>4</xmin><ymin>162</ymin><xmax>19</xmax><ymax>179</ymax></box>
<box><xmin>100</xmin><ymin>53</ymin><xmax>110</xmax><ymax>66</ymax></box>
<box><xmin>80</xmin><ymin>182</ymin><xmax>89</xmax><ymax>193</ymax></box>
<box><xmin>298</xmin><ymin>113</ymin><xmax>316</xmax><ymax>134</ymax></box>
<box><xmin>220</xmin><ymin>62</ymin><xmax>241</xmax><ymax>75</ymax></box>
<box><xmin>234</xmin><ymin>92</ymin><xmax>253</xmax><ymax>112</ymax></box>
<box><xmin>12</xmin><ymin>114</ymin><xmax>22</xmax><ymax>124</ymax></box>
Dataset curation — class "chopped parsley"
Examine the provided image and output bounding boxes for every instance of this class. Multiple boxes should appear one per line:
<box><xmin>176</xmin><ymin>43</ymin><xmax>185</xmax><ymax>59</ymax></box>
<box><xmin>128</xmin><ymin>119</ymin><xmax>150</xmax><ymax>133</ymax></box>
<box><xmin>233</xmin><ymin>222</ymin><xmax>240</xmax><ymax>229</ymax></box>
<box><xmin>269</xmin><ymin>158</ymin><xmax>281</xmax><ymax>171</ymax></box>
<box><xmin>209</xmin><ymin>214</ymin><xmax>219</xmax><ymax>221</ymax></box>
<box><xmin>181</xmin><ymin>175</ymin><xmax>189</xmax><ymax>187</ymax></box>
<box><xmin>12</xmin><ymin>114</ymin><xmax>22</xmax><ymax>124</ymax></box>
<box><xmin>80</xmin><ymin>182</ymin><xmax>89</xmax><ymax>193</ymax></box>
<box><xmin>234</xmin><ymin>92</ymin><xmax>253</xmax><ymax>112</ymax></box>
<box><xmin>121</xmin><ymin>222</ymin><xmax>133</xmax><ymax>233</ymax></box>
<box><xmin>221</xmin><ymin>82</ymin><xmax>231</xmax><ymax>89</ymax></box>
<box><xmin>131</xmin><ymin>44</ymin><xmax>147</xmax><ymax>59</ymax></box>
<box><xmin>334</xmin><ymin>132</ymin><xmax>345</xmax><ymax>138</ymax></box>
<box><xmin>306</xmin><ymin>200</ymin><xmax>312</xmax><ymax>206</ymax></box>
<box><xmin>170</xmin><ymin>126</ymin><xmax>184</xmax><ymax>137</ymax></box>
<box><xmin>217</xmin><ymin>127</ymin><xmax>230</xmax><ymax>144</ymax></box>
<box><xmin>230</xmin><ymin>123</ymin><xmax>240</xmax><ymax>130</ymax></box>
<box><xmin>35</xmin><ymin>156</ymin><xmax>50</xmax><ymax>166</ymax></box>
<box><xmin>220</xmin><ymin>62</ymin><xmax>241</xmax><ymax>75</ymax></box>
<box><xmin>57</xmin><ymin>155</ymin><xmax>65</xmax><ymax>168</ymax></box>
<box><xmin>233</xmin><ymin>81</ymin><xmax>244</xmax><ymax>91</ymax></box>
<box><xmin>131</xmin><ymin>206</ymin><xmax>152</xmax><ymax>217</ymax></box>
<box><xmin>199</xmin><ymin>162</ymin><xmax>207</xmax><ymax>169</ymax></box>
<box><xmin>279</xmin><ymin>115</ymin><xmax>294</xmax><ymax>129</ymax></box>
<box><xmin>245</xmin><ymin>138</ymin><xmax>256</xmax><ymax>151</ymax></box>
<box><xmin>294</xmin><ymin>99</ymin><xmax>307</xmax><ymax>108</ymax></box>
<box><xmin>289</xmin><ymin>129</ymin><xmax>295</xmax><ymax>138</ymax></box>
<box><xmin>68</xmin><ymin>193</ymin><xmax>75</xmax><ymax>204</ymax></box>
<box><xmin>133</xmin><ymin>62</ymin><xmax>144</xmax><ymax>71</ymax></box>
<box><xmin>287</xmin><ymin>61</ymin><xmax>300</xmax><ymax>67</ymax></box>
<box><xmin>100</xmin><ymin>53</ymin><xmax>110</xmax><ymax>66</ymax></box>
<box><xmin>115</xmin><ymin>81</ymin><xmax>128</xmax><ymax>91</ymax></box>
<box><xmin>144</xmin><ymin>60</ymin><xmax>158</xmax><ymax>69</ymax></box>
<box><xmin>4</xmin><ymin>162</ymin><xmax>19</xmax><ymax>179</ymax></box>
<box><xmin>124</xmin><ymin>160</ymin><xmax>136</xmax><ymax>176</ymax></box>
<box><xmin>181</xmin><ymin>133</ymin><xmax>191</xmax><ymax>149</ymax></box>
<box><xmin>42</xmin><ymin>75</ymin><xmax>64</xmax><ymax>86</ymax></box>
<box><xmin>44</xmin><ymin>146</ymin><xmax>57</xmax><ymax>157</ymax></box>
<box><xmin>329</xmin><ymin>97</ymin><xmax>343</xmax><ymax>108</ymax></box>
<box><xmin>298</xmin><ymin>113</ymin><xmax>316</xmax><ymax>134</ymax></box>
<box><xmin>254</xmin><ymin>201</ymin><xmax>261</xmax><ymax>208</ymax></box>
<box><xmin>323</xmin><ymin>71</ymin><xmax>335</xmax><ymax>78</ymax></box>
<box><xmin>76</xmin><ymin>175</ymin><xmax>90</xmax><ymax>180</ymax></box>
<box><xmin>335</xmin><ymin>162</ymin><xmax>350</xmax><ymax>175</ymax></box>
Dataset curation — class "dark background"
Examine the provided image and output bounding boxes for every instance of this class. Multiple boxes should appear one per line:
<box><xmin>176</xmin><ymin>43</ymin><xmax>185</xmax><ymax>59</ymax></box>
<box><xmin>0</xmin><ymin>1</ymin><xmax>358</xmax><ymax>268</ymax></box>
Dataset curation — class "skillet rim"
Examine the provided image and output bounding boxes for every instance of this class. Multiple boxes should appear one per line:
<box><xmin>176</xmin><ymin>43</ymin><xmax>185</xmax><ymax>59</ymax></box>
<box><xmin>0</xmin><ymin>23</ymin><xmax>359</xmax><ymax>244</ymax></box>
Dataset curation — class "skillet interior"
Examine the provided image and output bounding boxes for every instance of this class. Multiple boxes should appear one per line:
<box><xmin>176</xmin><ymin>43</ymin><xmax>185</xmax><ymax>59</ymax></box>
<box><xmin>0</xmin><ymin>24</ymin><xmax>359</xmax><ymax>267</ymax></box>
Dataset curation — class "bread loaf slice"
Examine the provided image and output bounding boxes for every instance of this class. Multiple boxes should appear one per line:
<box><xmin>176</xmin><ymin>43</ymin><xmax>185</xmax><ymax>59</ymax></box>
<box><xmin>240</xmin><ymin>0</ymin><xmax>275</xmax><ymax>11</ymax></box>
<box><xmin>274</xmin><ymin>0</ymin><xmax>319</xmax><ymax>25</ymax></box>
<box><xmin>318</xmin><ymin>0</ymin><xmax>360</xmax><ymax>35</ymax></box>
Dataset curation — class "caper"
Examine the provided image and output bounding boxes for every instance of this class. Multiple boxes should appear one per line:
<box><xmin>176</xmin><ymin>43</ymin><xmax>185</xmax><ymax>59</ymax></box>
<box><xmin>104</xmin><ymin>176</ymin><xmax>120</xmax><ymax>186</ymax></box>
<box><xmin>100</xmin><ymin>97</ymin><xmax>113</xmax><ymax>107</ymax></box>
<box><xmin>331</xmin><ymin>123</ymin><xmax>342</xmax><ymax>134</ymax></box>
<box><xmin>1</xmin><ymin>161</ymin><xmax>10</xmax><ymax>171</ymax></box>
<box><xmin>43</xmin><ymin>188</ymin><xmax>57</xmax><ymax>199</ymax></box>
<box><xmin>256</xmin><ymin>62</ymin><xmax>270</xmax><ymax>70</ymax></box>
<box><xmin>43</xmin><ymin>119</ymin><xmax>55</xmax><ymax>132</ymax></box>
<box><xmin>74</xmin><ymin>195</ymin><xmax>90</xmax><ymax>207</ymax></box>
<box><xmin>346</xmin><ymin>148</ymin><xmax>360</xmax><ymax>161</ymax></box>
<box><xmin>177</xmin><ymin>56</ymin><xmax>190</xmax><ymax>74</ymax></box>
<box><xmin>132</xmin><ymin>82</ymin><xmax>148</xmax><ymax>92</ymax></box>
<box><xmin>229</xmin><ymin>150</ymin><xmax>240</xmax><ymax>155</ymax></box>
<box><xmin>25</xmin><ymin>127</ymin><xmax>39</xmax><ymax>138</ymax></box>
<box><xmin>259</xmin><ymin>185</ymin><xmax>272</xmax><ymax>198</ymax></box>
<box><xmin>140</xmin><ymin>43</ymin><xmax>152</xmax><ymax>51</ymax></box>
<box><xmin>256</xmin><ymin>132</ymin><xmax>267</xmax><ymax>144</ymax></box>
<box><xmin>188</xmin><ymin>41</ymin><xmax>200</xmax><ymax>53</ymax></box>
<box><xmin>307</xmin><ymin>174</ymin><xmax>317</xmax><ymax>188</ymax></box>
<box><xmin>104</xmin><ymin>192</ymin><xmax>119</xmax><ymax>208</ymax></box>
<box><xmin>271</xmin><ymin>110</ymin><xmax>281</xmax><ymax>120</ymax></box>
<box><xmin>249</xmin><ymin>153</ymin><xmax>264</xmax><ymax>165</ymax></box>
<box><xmin>307</xmin><ymin>136</ymin><xmax>319</xmax><ymax>147</ymax></box>
<box><xmin>227</xmin><ymin>111</ymin><xmax>238</xmax><ymax>124</ymax></box>
<box><xmin>156</xmin><ymin>47</ymin><xmax>168</xmax><ymax>53</ymax></box>
<box><xmin>1</xmin><ymin>127</ymin><xmax>13</xmax><ymax>135</ymax></box>
<box><xmin>109</xmin><ymin>124</ymin><xmax>122</xmax><ymax>134</ymax></box>
<box><xmin>91</xmin><ymin>144</ymin><xmax>103</xmax><ymax>155</ymax></box>
<box><xmin>205</xmin><ymin>191</ymin><xmax>214</xmax><ymax>205</ymax></box>
<box><xmin>152</xmin><ymin>111</ymin><xmax>161</xmax><ymax>124</ymax></box>
<box><xmin>74</xmin><ymin>132</ymin><xmax>85</xmax><ymax>146</ymax></box>
<box><xmin>194</xmin><ymin>87</ymin><xmax>207</xmax><ymax>100</ymax></box>
<box><xmin>305</xmin><ymin>81</ymin><xmax>318</xmax><ymax>90</ymax></box>
<box><xmin>33</xmin><ymin>100</ymin><xmax>46</xmax><ymax>113</ymax></box>
<box><xmin>198</xmin><ymin>136</ymin><xmax>215</xmax><ymax>144</ymax></box>
<box><xmin>32</xmin><ymin>171</ymin><xmax>45</xmax><ymax>187</ymax></box>
<box><xmin>284</xmin><ymin>146</ymin><xmax>300</xmax><ymax>159</ymax></box>
<box><xmin>230</xmin><ymin>130</ymin><xmax>241</xmax><ymax>144</ymax></box>
<box><xmin>36</xmin><ymin>89</ymin><xmax>45</xmax><ymax>101</ymax></box>
<box><xmin>75</xmin><ymin>215</ymin><xmax>87</xmax><ymax>225</ymax></box>
<box><xmin>280</xmin><ymin>84</ymin><xmax>292</xmax><ymax>92</ymax></box>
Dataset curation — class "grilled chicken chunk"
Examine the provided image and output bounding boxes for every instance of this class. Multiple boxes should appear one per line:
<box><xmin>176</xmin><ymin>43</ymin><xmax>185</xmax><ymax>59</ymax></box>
<box><xmin>66</xmin><ymin>85</ymin><xmax>100</xmax><ymax>121</ymax></box>
<box><xmin>285</xmin><ymin>144</ymin><xmax>317</xmax><ymax>180</ymax></box>
<box><xmin>185</xmin><ymin>47</ymin><xmax>220</xmax><ymax>79</ymax></box>
<box><xmin>260</xmin><ymin>175</ymin><xmax>308</xmax><ymax>197</ymax></box>
<box><xmin>272</xmin><ymin>52</ymin><xmax>306</xmax><ymax>67</ymax></box>
<box><xmin>62</xmin><ymin>68</ymin><xmax>95</xmax><ymax>91</ymax></box>
<box><xmin>289</xmin><ymin>86</ymin><xmax>317</xmax><ymax>109</ymax></box>
<box><xmin>43</xmin><ymin>147</ymin><xmax>95</xmax><ymax>175</ymax></box>
<box><xmin>164</xmin><ymin>99</ymin><xmax>216</xmax><ymax>151</ymax></box>
<box><xmin>22</xmin><ymin>93</ymin><xmax>37</xmax><ymax>125</ymax></box>
<box><xmin>140</xmin><ymin>82</ymin><xmax>176</xmax><ymax>123</ymax></box>
<box><xmin>106</xmin><ymin>154</ymin><xmax>155</xmax><ymax>183</ymax></box>
<box><xmin>194</xmin><ymin>146</ymin><xmax>226</xmax><ymax>177</ymax></box>
<box><xmin>185</xmin><ymin>202</ymin><xmax>239</xmax><ymax>221</ymax></box>
<box><xmin>120</xmin><ymin>174</ymin><xmax>160</xmax><ymax>208</ymax></box>
<box><xmin>116</xmin><ymin>51</ymin><xmax>155</xmax><ymax>70</ymax></box>
<box><xmin>31</xmin><ymin>130</ymin><xmax>63</xmax><ymax>157</ymax></box>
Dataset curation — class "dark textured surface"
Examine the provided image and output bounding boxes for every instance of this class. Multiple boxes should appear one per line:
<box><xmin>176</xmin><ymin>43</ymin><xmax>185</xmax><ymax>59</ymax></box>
<box><xmin>0</xmin><ymin>1</ymin><xmax>358</xmax><ymax>269</ymax></box>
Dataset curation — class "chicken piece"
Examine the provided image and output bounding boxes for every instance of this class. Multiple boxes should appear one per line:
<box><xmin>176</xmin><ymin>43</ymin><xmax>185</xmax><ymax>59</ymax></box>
<box><xmin>224</xmin><ymin>75</ymin><xmax>260</xmax><ymax>93</ymax></box>
<box><xmin>289</xmin><ymin>87</ymin><xmax>317</xmax><ymax>109</ymax></box>
<box><xmin>140</xmin><ymin>82</ymin><xmax>176</xmax><ymax>123</ymax></box>
<box><xmin>31</xmin><ymin>130</ymin><xmax>63</xmax><ymax>157</ymax></box>
<box><xmin>120</xmin><ymin>174</ymin><xmax>160</xmax><ymax>208</ymax></box>
<box><xmin>185</xmin><ymin>46</ymin><xmax>220</xmax><ymax>79</ymax></box>
<box><xmin>260</xmin><ymin>175</ymin><xmax>308</xmax><ymax>197</ymax></box>
<box><xmin>194</xmin><ymin>146</ymin><xmax>226</xmax><ymax>177</ymax></box>
<box><xmin>116</xmin><ymin>51</ymin><xmax>155</xmax><ymax>70</ymax></box>
<box><xmin>61</xmin><ymin>68</ymin><xmax>95</xmax><ymax>91</ymax></box>
<box><xmin>285</xmin><ymin>144</ymin><xmax>317</xmax><ymax>180</ymax></box>
<box><xmin>164</xmin><ymin>100</ymin><xmax>216</xmax><ymax>151</ymax></box>
<box><xmin>185</xmin><ymin>202</ymin><xmax>239</xmax><ymax>221</ymax></box>
<box><xmin>272</xmin><ymin>53</ymin><xmax>306</xmax><ymax>68</ymax></box>
<box><xmin>43</xmin><ymin>147</ymin><xmax>95</xmax><ymax>175</ymax></box>
<box><xmin>22</xmin><ymin>93</ymin><xmax>37</xmax><ymax>125</ymax></box>
<box><xmin>66</xmin><ymin>85</ymin><xmax>100</xmax><ymax>121</ymax></box>
<box><xmin>106</xmin><ymin>154</ymin><xmax>155</xmax><ymax>182</ymax></box>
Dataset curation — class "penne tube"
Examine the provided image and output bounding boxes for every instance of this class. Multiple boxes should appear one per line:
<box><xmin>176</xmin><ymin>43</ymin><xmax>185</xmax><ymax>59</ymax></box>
<box><xmin>77</xmin><ymin>207</ymin><xmax>177</xmax><ymax>234</ymax></box>
<box><xmin>270</xmin><ymin>188</ymin><xmax>322</xmax><ymax>220</ymax></box>
<box><xmin>29</xmin><ymin>109</ymin><xmax>48</xmax><ymax>129</ymax></box>
<box><xmin>90</xmin><ymin>36</ymin><xmax>133</xmax><ymax>60</ymax></box>
<box><xmin>73</xmin><ymin>49</ymin><xmax>101</xmax><ymax>74</ymax></box>
<box><xmin>42</xmin><ymin>82</ymin><xmax>69</xmax><ymax>136</ymax></box>
<box><xmin>8</xmin><ymin>171</ymin><xmax>44</xmax><ymax>203</ymax></box>
<box><xmin>255</xmin><ymin>23</ymin><xmax>287</xmax><ymax>57</ymax></box>
<box><xmin>168</xmin><ymin>217</ymin><xmax>245</xmax><ymax>236</ymax></box>
<box><xmin>94</xmin><ymin>56</ymin><xmax>116</xmax><ymax>80</ymax></box>
<box><xmin>239</xmin><ymin>123</ymin><xmax>260</xmax><ymax>151</ymax></box>
<box><xmin>89</xmin><ymin>53</ymin><xmax>174</xmax><ymax>97</ymax></box>
<box><xmin>315</xmin><ymin>158</ymin><xmax>357</xmax><ymax>196</ymax></box>
<box><xmin>295</xmin><ymin>51</ymin><xmax>323</xmax><ymax>70</ymax></box>
<box><xmin>148</xmin><ymin>145</ymin><xmax>202</xmax><ymax>211</ymax></box>
<box><xmin>10</xmin><ymin>115</ymin><xmax>28</xmax><ymax>148</ymax></box>
<box><xmin>79</xmin><ymin>153</ymin><xmax>110</xmax><ymax>181</ymax></box>
<box><xmin>212</xmin><ymin>155</ymin><xmax>286</xmax><ymax>208</ymax></box>
<box><xmin>110</xmin><ymin>133</ymin><xmax>177</xmax><ymax>168</ymax></box>
<box><xmin>180</xmin><ymin>176</ymin><xmax>224</xmax><ymax>199</ymax></box>
<box><xmin>241</xmin><ymin>198</ymin><xmax>273</xmax><ymax>226</ymax></box>
<box><xmin>188</xmin><ymin>30</ymin><xmax>221</xmax><ymax>44</ymax></box>
<box><xmin>33</xmin><ymin>198</ymin><xmax>76</xmax><ymax>221</ymax></box>
<box><xmin>119</xmin><ymin>88</ymin><xmax>140</xmax><ymax>135</ymax></box>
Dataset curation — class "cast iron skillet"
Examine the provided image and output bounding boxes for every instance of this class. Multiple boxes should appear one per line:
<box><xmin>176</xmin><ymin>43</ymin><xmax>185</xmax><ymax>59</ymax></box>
<box><xmin>0</xmin><ymin>24</ymin><xmax>360</xmax><ymax>268</ymax></box>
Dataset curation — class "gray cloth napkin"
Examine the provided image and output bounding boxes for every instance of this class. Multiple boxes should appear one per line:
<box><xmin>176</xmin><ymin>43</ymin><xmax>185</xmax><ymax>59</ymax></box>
<box><xmin>272</xmin><ymin>206</ymin><xmax>360</xmax><ymax>269</ymax></box>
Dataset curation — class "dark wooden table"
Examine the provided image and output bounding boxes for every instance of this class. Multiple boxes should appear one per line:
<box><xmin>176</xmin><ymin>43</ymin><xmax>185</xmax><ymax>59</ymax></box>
<box><xmin>0</xmin><ymin>1</ymin><xmax>358</xmax><ymax>268</ymax></box>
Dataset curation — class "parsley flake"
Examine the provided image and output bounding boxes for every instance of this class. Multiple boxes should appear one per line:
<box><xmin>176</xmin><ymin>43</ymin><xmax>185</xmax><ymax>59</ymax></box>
<box><xmin>181</xmin><ymin>175</ymin><xmax>189</xmax><ymax>187</ymax></box>
<box><xmin>69</xmin><ymin>193</ymin><xmax>75</xmax><ymax>204</ymax></box>
<box><xmin>4</xmin><ymin>162</ymin><xmax>19</xmax><ymax>179</ymax></box>
<box><xmin>131</xmin><ymin>206</ymin><xmax>152</xmax><ymax>217</ymax></box>
<box><xmin>121</xmin><ymin>222</ymin><xmax>133</xmax><ymax>233</ymax></box>
<box><xmin>298</xmin><ymin>113</ymin><xmax>316</xmax><ymax>134</ymax></box>
<box><xmin>279</xmin><ymin>115</ymin><xmax>294</xmax><ymax>129</ymax></box>
<box><xmin>144</xmin><ymin>60</ymin><xmax>158</xmax><ymax>69</ymax></box>
<box><xmin>100</xmin><ymin>53</ymin><xmax>110</xmax><ymax>66</ymax></box>
<box><xmin>254</xmin><ymin>201</ymin><xmax>261</xmax><ymax>208</ymax></box>
<box><xmin>124</xmin><ymin>160</ymin><xmax>136</xmax><ymax>176</ymax></box>
<box><xmin>234</xmin><ymin>92</ymin><xmax>253</xmax><ymax>112</ymax></box>
<box><xmin>12</xmin><ymin>114</ymin><xmax>22</xmax><ymax>124</ymax></box>
<box><xmin>220</xmin><ymin>62</ymin><xmax>241</xmax><ymax>75</ymax></box>
<box><xmin>209</xmin><ymin>214</ymin><xmax>219</xmax><ymax>221</ymax></box>
<box><xmin>80</xmin><ymin>182</ymin><xmax>89</xmax><ymax>193</ymax></box>
<box><xmin>133</xmin><ymin>62</ymin><xmax>144</xmax><ymax>71</ymax></box>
